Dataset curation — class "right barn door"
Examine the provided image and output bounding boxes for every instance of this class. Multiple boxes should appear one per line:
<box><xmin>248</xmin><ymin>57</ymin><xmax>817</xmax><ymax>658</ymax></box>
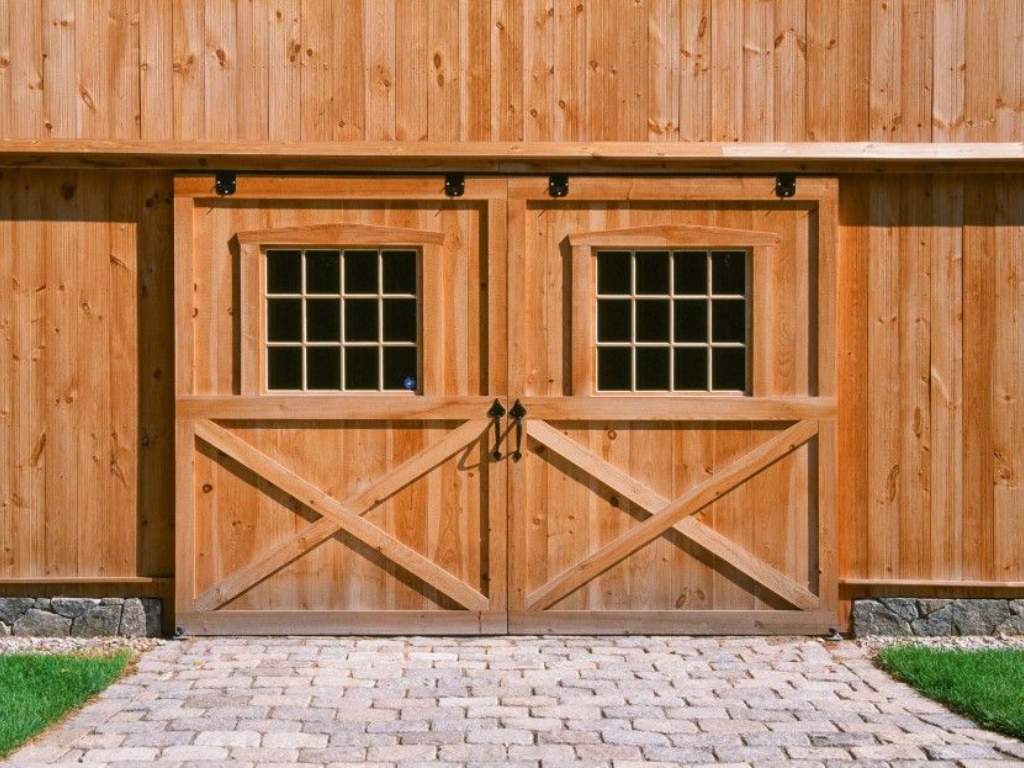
<box><xmin>506</xmin><ymin>177</ymin><xmax>838</xmax><ymax>634</ymax></box>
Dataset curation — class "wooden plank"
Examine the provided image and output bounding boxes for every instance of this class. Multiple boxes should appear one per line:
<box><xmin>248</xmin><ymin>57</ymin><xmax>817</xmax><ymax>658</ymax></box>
<box><xmin>679</xmin><ymin>0</ymin><xmax>711</xmax><ymax>141</ymax></box>
<box><xmin>178</xmin><ymin>609</ymin><xmax>508</xmax><ymax>635</ymax></box>
<box><xmin>710</xmin><ymin>0</ymin><xmax>742</xmax><ymax>141</ymax></box>
<box><xmin>931</xmin><ymin>0</ymin><xmax>966</xmax><ymax>141</ymax></box>
<box><xmin>552</xmin><ymin>0</ymin><xmax>586</xmax><ymax>140</ymax></box>
<box><xmin>647</xmin><ymin>0</ymin><xmax>680</xmax><ymax>142</ymax></box>
<box><xmin>177</xmin><ymin>395</ymin><xmax>495</xmax><ymax>420</ymax></box>
<box><xmin>509</xmin><ymin>609</ymin><xmax>836</xmax><ymax>635</ymax></box>
<box><xmin>267</xmin><ymin>0</ymin><xmax>301</xmax><ymax>141</ymax></box>
<box><xmin>193</xmin><ymin>418</ymin><xmax>491</xmax><ymax>611</ymax></box>
<box><xmin>332</xmin><ymin>0</ymin><xmax>365</xmax><ymax>140</ymax></box>
<box><xmin>171</xmin><ymin>0</ymin><xmax>204</xmax><ymax>140</ymax></box>
<box><xmin>6</xmin><ymin>141</ymin><xmax>1024</xmax><ymax>173</ymax></box>
<box><xmin>235</xmin><ymin>222</ymin><xmax>446</xmax><ymax>246</ymax></box>
<box><xmin>567</xmin><ymin>223</ymin><xmax>780</xmax><ymax>247</ymax></box>
<box><xmin>523</xmin><ymin>0</ymin><xmax>554</xmax><ymax>141</ymax></box>
<box><xmin>866</xmin><ymin>179</ymin><xmax>901</xmax><ymax>579</ymax></box>
<box><xmin>928</xmin><ymin>177</ymin><xmax>963</xmax><ymax>579</ymax></box>
<box><xmin>961</xmin><ymin>178</ymin><xmax>995</xmax><ymax>580</ymax></box>
<box><xmin>364</xmin><ymin>0</ymin><xmax>395</xmax><ymax>140</ymax></box>
<box><xmin>526</xmin><ymin>419</ymin><xmax>819</xmax><ymax>610</ymax></box>
<box><xmin>139</xmin><ymin>0</ymin><xmax>174</xmax><ymax>140</ymax></box>
<box><xmin>299</xmin><ymin>0</ymin><xmax>332</xmax><ymax>141</ymax></box>
<box><xmin>522</xmin><ymin>396</ymin><xmax>836</xmax><ymax>421</ymax></box>
<box><xmin>235</xmin><ymin>0</ymin><xmax>269</xmax><ymax>141</ymax></box>
<box><xmin>42</xmin><ymin>0</ymin><xmax>76</xmax><ymax>138</ymax></box>
<box><xmin>394</xmin><ymin>0</ymin><xmax>428</xmax><ymax>141</ymax></box>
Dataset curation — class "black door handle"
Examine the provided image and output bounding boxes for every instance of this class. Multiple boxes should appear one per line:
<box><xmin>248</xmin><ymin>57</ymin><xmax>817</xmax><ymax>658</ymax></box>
<box><xmin>509</xmin><ymin>399</ymin><xmax>526</xmax><ymax>462</ymax></box>
<box><xmin>486</xmin><ymin>399</ymin><xmax>506</xmax><ymax>461</ymax></box>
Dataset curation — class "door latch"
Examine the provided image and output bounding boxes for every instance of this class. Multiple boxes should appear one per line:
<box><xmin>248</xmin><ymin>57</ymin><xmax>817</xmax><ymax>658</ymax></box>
<box><xmin>487</xmin><ymin>399</ymin><xmax>506</xmax><ymax>460</ymax></box>
<box><xmin>444</xmin><ymin>173</ymin><xmax>465</xmax><ymax>198</ymax></box>
<box><xmin>509</xmin><ymin>399</ymin><xmax>526</xmax><ymax>462</ymax></box>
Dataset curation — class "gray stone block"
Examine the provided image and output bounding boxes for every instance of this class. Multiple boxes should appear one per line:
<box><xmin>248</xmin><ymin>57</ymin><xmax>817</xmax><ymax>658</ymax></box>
<box><xmin>51</xmin><ymin>597</ymin><xmax>102</xmax><ymax>618</ymax></box>
<box><xmin>119</xmin><ymin>598</ymin><xmax>147</xmax><ymax>637</ymax></box>
<box><xmin>911</xmin><ymin>603</ymin><xmax>953</xmax><ymax>636</ymax></box>
<box><xmin>996</xmin><ymin>614</ymin><xmax>1024</xmax><ymax>635</ymax></box>
<box><xmin>851</xmin><ymin>600</ymin><xmax>912</xmax><ymax>637</ymax></box>
<box><xmin>13</xmin><ymin>608</ymin><xmax>72</xmax><ymax>637</ymax></box>
<box><xmin>0</xmin><ymin>597</ymin><xmax>36</xmax><ymax>624</ymax></box>
<box><xmin>142</xmin><ymin>598</ymin><xmax>162</xmax><ymax>636</ymax></box>
<box><xmin>72</xmin><ymin>604</ymin><xmax>123</xmax><ymax>637</ymax></box>
<box><xmin>952</xmin><ymin>599</ymin><xmax>1010</xmax><ymax>634</ymax></box>
<box><xmin>0</xmin><ymin>621</ymin><xmax>9</xmax><ymax>637</ymax></box>
<box><xmin>879</xmin><ymin>597</ymin><xmax>919</xmax><ymax>622</ymax></box>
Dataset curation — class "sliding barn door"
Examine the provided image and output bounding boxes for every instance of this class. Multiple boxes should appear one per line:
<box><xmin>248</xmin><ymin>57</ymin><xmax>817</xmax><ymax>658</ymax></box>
<box><xmin>506</xmin><ymin>177</ymin><xmax>839</xmax><ymax>634</ymax></box>
<box><xmin>174</xmin><ymin>176</ymin><xmax>508</xmax><ymax>634</ymax></box>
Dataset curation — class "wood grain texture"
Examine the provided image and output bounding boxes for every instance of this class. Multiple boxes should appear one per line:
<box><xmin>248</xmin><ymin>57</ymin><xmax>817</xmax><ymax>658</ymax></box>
<box><xmin>0</xmin><ymin>0</ymin><xmax>1021</xmax><ymax>143</ymax></box>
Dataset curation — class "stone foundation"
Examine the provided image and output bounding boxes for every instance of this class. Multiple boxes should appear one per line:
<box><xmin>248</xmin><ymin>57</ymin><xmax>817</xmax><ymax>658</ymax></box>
<box><xmin>0</xmin><ymin>597</ymin><xmax>162</xmax><ymax>638</ymax></box>
<box><xmin>853</xmin><ymin>597</ymin><xmax>1024</xmax><ymax>637</ymax></box>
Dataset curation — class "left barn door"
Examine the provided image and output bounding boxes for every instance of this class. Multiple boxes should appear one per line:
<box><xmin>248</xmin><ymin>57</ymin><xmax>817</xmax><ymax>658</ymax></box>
<box><xmin>173</xmin><ymin>176</ymin><xmax>508</xmax><ymax>635</ymax></box>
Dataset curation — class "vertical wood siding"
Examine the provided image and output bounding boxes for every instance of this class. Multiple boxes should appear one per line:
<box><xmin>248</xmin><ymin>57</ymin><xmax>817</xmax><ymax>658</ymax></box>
<box><xmin>0</xmin><ymin>0</ymin><xmax>1022</xmax><ymax>143</ymax></box>
<box><xmin>0</xmin><ymin>170</ymin><xmax>174</xmax><ymax>579</ymax></box>
<box><xmin>838</xmin><ymin>175</ymin><xmax>1024</xmax><ymax>583</ymax></box>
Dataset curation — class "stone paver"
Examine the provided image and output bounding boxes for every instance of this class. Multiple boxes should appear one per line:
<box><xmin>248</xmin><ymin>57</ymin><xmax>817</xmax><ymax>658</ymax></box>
<box><xmin>4</xmin><ymin>636</ymin><xmax>1024</xmax><ymax>767</ymax></box>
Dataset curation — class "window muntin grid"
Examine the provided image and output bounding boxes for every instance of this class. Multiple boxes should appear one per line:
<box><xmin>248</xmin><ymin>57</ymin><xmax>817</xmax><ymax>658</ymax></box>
<box><xmin>264</xmin><ymin>248</ymin><xmax>420</xmax><ymax>392</ymax></box>
<box><xmin>594</xmin><ymin>249</ymin><xmax>748</xmax><ymax>393</ymax></box>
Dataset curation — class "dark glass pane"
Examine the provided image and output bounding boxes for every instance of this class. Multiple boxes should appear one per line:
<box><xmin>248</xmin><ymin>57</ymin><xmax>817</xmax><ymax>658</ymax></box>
<box><xmin>711</xmin><ymin>299</ymin><xmax>746</xmax><ymax>343</ymax></box>
<box><xmin>635</xmin><ymin>299</ymin><xmax>670</xmax><ymax>342</ymax></box>
<box><xmin>344</xmin><ymin>249</ymin><xmax>378</xmax><ymax>293</ymax></box>
<box><xmin>344</xmin><ymin>298</ymin><xmax>378</xmax><ymax>341</ymax></box>
<box><xmin>597</xmin><ymin>299</ymin><xmax>631</xmax><ymax>342</ymax></box>
<box><xmin>267</xmin><ymin>298</ymin><xmax>302</xmax><ymax>341</ymax></box>
<box><xmin>673</xmin><ymin>251</ymin><xmax>707</xmax><ymax>295</ymax></box>
<box><xmin>267</xmin><ymin>250</ymin><xmax>301</xmax><ymax>293</ymax></box>
<box><xmin>306</xmin><ymin>346</ymin><xmax>341</xmax><ymax>390</ymax></box>
<box><xmin>267</xmin><ymin>346</ymin><xmax>302</xmax><ymax>390</ymax></box>
<box><xmin>636</xmin><ymin>347</ymin><xmax>670</xmax><ymax>391</ymax></box>
<box><xmin>305</xmin><ymin>250</ymin><xmax>340</xmax><ymax>294</ymax></box>
<box><xmin>383</xmin><ymin>347</ymin><xmax>418</xmax><ymax>391</ymax></box>
<box><xmin>711</xmin><ymin>251</ymin><xmax>746</xmax><ymax>295</ymax></box>
<box><xmin>674</xmin><ymin>299</ymin><xmax>708</xmax><ymax>342</ymax></box>
<box><xmin>674</xmin><ymin>347</ymin><xmax>708</xmax><ymax>391</ymax></box>
<box><xmin>345</xmin><ymin>346</ymin><xmax>379</xmax><ymax>390</ymax></box>
<box><xmin>382</xmin><ymin>250</ymin><xmax>417</xmax><ymax>294</ymax></box>
<box><xmin>306</xmin><ymin>298</ymin><xmax>340</xmax><ymax>341</ymax></box>
<box><xmin>712</xmin><ymin>347</ymin><xmax>746</xmax><ymax>391</ymax></box>
<box><xmin>596</xmin><ymin>251</ymin><xmax>631</xmax><ymax>295</ymax></box>
<box><xmin>635</xmin><ymin>251</ymin><xmax>670</xmax><ymax>294</ymax></box>
<box><xmin>383</xmin><ymin>299</ymin><xmax>417</xmax><ymax>342</ymax></box>
<box><xmin>597</xmin><ymin>346</ymin><xmax>632</xmax><ymax>391</ymax></box>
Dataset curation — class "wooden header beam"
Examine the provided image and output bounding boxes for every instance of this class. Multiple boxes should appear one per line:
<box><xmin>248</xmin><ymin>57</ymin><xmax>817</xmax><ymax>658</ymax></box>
<box><xmin>1</xmin><ymin>140</ymin><xmax>1022</xmax><ymax>173</ymax></box>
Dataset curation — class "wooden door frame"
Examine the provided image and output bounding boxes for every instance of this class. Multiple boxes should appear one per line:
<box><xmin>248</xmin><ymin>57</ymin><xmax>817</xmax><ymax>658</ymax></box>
<box><xmin>173</xmin><ymin>175</ymin><xmax>509</xmax><ymax>635</ymax></box>
<box><xmin>506</xmin><ymin>176</ymin><xmax>840</xmax><ymax>634</ymax></box>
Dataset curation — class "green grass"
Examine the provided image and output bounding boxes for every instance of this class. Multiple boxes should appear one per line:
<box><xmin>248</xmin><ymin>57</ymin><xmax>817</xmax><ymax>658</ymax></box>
<box><xmin>0</xmin><ymin>651</ymin><xmax>132</xmax><ymax>758</ymax></box>
<box><xmin>878</xmin><ymin>645</ymin><xmax>1024</xmax><ymax>740</ymax></box>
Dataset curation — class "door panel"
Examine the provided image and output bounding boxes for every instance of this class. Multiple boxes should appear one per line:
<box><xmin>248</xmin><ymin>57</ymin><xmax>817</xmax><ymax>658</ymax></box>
<box><xmin>174</xmin><ymin>176</ymin><xmax>508</xmax><ymax>635</ymax></box>
<box><xmin>507</xmin><ymin>177</ymin><xmax>838</xmax><ymax>634</ymax></box>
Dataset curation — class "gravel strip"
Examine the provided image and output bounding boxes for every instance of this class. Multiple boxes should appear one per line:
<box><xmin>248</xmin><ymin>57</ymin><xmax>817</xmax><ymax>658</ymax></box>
<box><xmin>859</xmin><ymin>635</ymin><xmax>1024</xmax><ymax>652</ymax></box>
<box><xmin>0</xmin><ymin>636</ymin><xmax>164</xmax><ymax>656</ymax></box>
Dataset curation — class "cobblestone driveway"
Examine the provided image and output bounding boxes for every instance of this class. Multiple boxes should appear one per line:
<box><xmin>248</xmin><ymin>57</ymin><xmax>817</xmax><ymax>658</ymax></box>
<box><xmin>6</xmin><ymin>636</ymin><xmax>1024</xmax><ymax>767</ymax></box>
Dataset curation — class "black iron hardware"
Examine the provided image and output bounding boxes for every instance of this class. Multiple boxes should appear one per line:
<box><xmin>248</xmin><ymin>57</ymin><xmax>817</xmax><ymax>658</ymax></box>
<box><xmin>487</xmin><ymin>399</ymin><xmax>506</xmax><ymax>460</ymax></box>
<box><xmin>774</xmin><ymin>173</ymin><xmax>796</xmax><ymax>199</ymax></box>
<box><xmin>444</xmin><ymin>173</ymin><xmax>465</xmax><ymax>198</ymax></box>
<box><xmin>509</xmin><ymin>399</ymin><xmax>526</xmax><ymax>462</ymax></box>
<box><xmin>214</xmin><ymin>171</ymin><xmax>237</xmax><ymax>196</ymax></box>
<box><xmin>548</xmin><ymin>173</ymin><xmax>569</xmax><ymax>198</ymax></box>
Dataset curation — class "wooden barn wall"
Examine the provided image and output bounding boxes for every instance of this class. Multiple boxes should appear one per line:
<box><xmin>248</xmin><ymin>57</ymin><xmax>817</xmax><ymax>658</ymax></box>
<box><xmin>1</xmin><ymin>169</ymin><xmax>1021</xmax><ymax>592</ymax></box>
<box><xmin>0</xmin><ymin>169</ymin><xmax>174</xmax><ymax>580</ymax></box>
<box><xmin>0</xmin><ymin>0</ymin><xmax>1022</xmax><ymax>144</ymax></box>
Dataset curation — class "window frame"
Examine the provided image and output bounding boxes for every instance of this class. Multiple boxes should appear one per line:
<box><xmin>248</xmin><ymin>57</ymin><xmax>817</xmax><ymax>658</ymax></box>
<box><xmin>568</xmin><ymin>223</ymin><xmax>781</xmax><ymax>397</ymax></box>
<box><xmin>236</xmin><ymin>222</ymin><xmax>444</xmax><ymax>396</ymax></box>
